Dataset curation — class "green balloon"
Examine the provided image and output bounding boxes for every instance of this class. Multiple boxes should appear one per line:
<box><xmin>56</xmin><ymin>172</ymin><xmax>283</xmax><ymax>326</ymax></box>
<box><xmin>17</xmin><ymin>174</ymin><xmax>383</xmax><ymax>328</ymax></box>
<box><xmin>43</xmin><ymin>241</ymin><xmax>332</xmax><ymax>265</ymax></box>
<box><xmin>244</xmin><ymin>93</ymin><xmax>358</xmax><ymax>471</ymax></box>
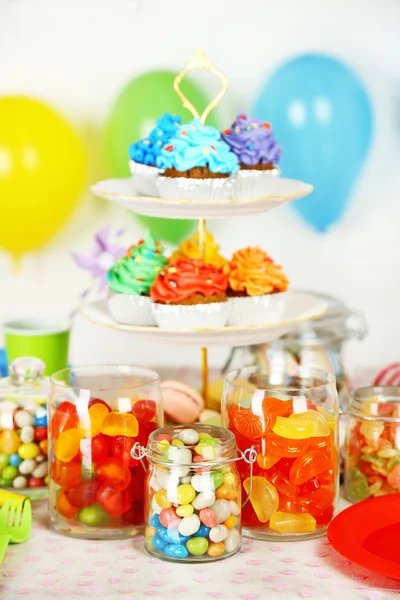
<box><xmin>104</xmin><ymin>70</ymin><xmax>220</xmax><ymax>244</ymax></box>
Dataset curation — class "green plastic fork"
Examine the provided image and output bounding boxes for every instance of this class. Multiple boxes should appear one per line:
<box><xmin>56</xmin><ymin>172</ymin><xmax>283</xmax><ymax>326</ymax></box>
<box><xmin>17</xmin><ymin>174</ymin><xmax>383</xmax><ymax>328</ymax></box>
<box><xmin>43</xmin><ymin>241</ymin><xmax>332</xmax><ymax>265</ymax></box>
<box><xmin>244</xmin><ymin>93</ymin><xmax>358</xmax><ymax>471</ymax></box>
<box><xmin>0</xmin><ymin>534</ymin><xmax>10</xmax><ymax>564</ymax></box>
<box><xmin>0</xmin><ymin>500</ymin><xmax>32</xmax><ymax>543</ymax></box>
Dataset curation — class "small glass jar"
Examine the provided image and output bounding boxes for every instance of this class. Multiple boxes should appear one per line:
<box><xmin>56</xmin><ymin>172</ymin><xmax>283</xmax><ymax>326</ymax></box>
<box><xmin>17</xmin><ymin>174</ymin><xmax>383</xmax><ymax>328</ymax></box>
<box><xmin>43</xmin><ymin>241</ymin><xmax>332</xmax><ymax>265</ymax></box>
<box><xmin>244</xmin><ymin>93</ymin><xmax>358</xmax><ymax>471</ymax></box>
<box><xmin>0</xmin><ymin>357</ymin><xmax>49</xmax><ymax>499</ymax></box>
<box><xmin>345</xmin><ymin>386</ymin><xmax>400</xmax><ymax>502</ymax></box>
<box><xmin>142</xmin><ymin>425</ymin><xmax>244</xmax><ymax>562</ymax></box>
<box><xmin>49</xmin><ymin>365</ymin><xmax>163</xmax><ymax>539</ymax></box>
<box><xmin>222</xmin><ymin>365</ymin><xmax>340</xmax><ymax>541</ymax></box>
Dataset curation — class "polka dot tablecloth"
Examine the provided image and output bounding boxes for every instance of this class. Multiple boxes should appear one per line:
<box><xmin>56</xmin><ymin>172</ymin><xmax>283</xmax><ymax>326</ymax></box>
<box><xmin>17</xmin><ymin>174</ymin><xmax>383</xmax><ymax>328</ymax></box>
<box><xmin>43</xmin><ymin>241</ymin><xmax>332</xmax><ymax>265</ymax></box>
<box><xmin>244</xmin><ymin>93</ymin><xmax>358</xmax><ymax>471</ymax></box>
<box><xmin>0</xmin><ymin>501</ymin><xmax>399</xmax><ymax>600</ymax></box>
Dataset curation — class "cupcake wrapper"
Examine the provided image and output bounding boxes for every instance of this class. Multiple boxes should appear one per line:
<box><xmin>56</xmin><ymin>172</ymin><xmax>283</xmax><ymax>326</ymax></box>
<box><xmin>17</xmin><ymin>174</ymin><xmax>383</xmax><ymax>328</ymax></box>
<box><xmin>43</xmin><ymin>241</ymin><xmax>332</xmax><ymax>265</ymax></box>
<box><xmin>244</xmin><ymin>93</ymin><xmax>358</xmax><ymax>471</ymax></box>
<box><xmin>227</xmin><ymin>293</ymin><xmax>287</xmax><ymax>326</ymax></box>
<box><xmin>157</xmin><ymin>176</ymin><xmax>234</xmax><ymax>201</ymax></box>
<box><xmin>233</xmin><ymin>167</ymin><xmax>281</xmax><ymax>199</ymax></box>
<box><xmin>129</xmin><ymin>161</ymin><xmax>160</xmax><ymax>197</ymax></box>
<box><xmin>152</xmin><ymin>301</ymin><xmax>229</xmax><ymax>329</ymax></box>
<box><xmin>108</xmin><ymin>292</ymin><xmax>156</xmax><ymax>326</ymax></box>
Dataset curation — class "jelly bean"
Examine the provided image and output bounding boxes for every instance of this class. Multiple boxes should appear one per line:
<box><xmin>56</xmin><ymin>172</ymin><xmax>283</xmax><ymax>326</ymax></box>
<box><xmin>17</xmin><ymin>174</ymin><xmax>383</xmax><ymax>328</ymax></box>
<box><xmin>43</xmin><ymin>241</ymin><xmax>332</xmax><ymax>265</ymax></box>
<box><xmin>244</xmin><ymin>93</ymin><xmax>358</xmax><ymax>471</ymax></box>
<box><xmin>0</xmin><ymin>453</ymin><xmax>9</xmax><ymax>469</ymax></box>
<box><xmin>192</xmin><ymin>490</ymin><xmax>216</xmax><ymax>511</ymax></box>
<box><xmin>95</xmin><ymin>457</ymin><xmax>131</xmax><ymax>491</ymax></box>
<box><xmin>34</xmin><ymin>427</ymin><xmax>48</xmax><ymax>442</ymax></box>
<box><xmin>110</xmin><ymin>436</ymin><xmax>139</xmax><ymax>468</ymax></box>
<box><xmin>187</xmin><ymin>536</ymin><xmax>209</xmax><ymax>556</ymax></box>
<box><xmin>156</xmin><ymin>434</ymin><xmax>172</xmax><ymax>443</ymax></box>
<box><xmin>18</xmin><ymin>459</ymin><xmax>36</xmax><ymax>475</ymax></box>
<box><xmin>210</xmin><ymin>471</ymin><xmax>224</xmax><ymax>490</ymax></box>
<box><xmin>14</xmin><ymin>410</ymin><xmax>34</xmax><ymax>428</ymax></box>
<box><xmin>171</xmin><ymin>439</ymin><xmax>185</xmax><ymax>447</ymax></box>
<box><xmin>178</xmin><ymin>514</ymin><xmax>200</xmax><ymax>536</ymax></box>
<box><xmin>168</xmin><ymin>446</ymin><xmax>192</xmax><ymax>464</ymax></box>
<box><xmin>207</xmin><ymin>542</ymin><xmax>225</xmax><ymax>557</ymax></box>
<box><xmin>78</xmin><ymin>503</ymin><xmax>110</xmax><ymax>527</ymax></box>
<box><xmin>20</xmin><ymin>426</ymin><xmax>34</xmax><ymax>444</ymax></box>
<box><xmin>289</xmin><ymin>451</ymin><xmax>332</xmax><ymax>486</ymax></box>
<box><xmin>54</xmin><ymin>430</ymin><xmax>82</xmax><ymax>463</ymax></box>
<box><xmin>34</xmin><ymin>412</ymin><xmax>47</xmax><ymax>428</ymax></box>
<box><xmin>131</xmin><ymin>399</ymin><xmax>157</xmax><ymax>422</ymax></box>
<box><xmin>152</xmin><ymin>497</ymin><xmax>162</xmax><ymax>515</ymax></box>
<box><xmin>198</xmin><ymin>432</ymin><xmax>212</xmax><ymax>440</ymax></box>
<box><xmin>157</xmin><ymin>526</ymin><xmax>189</xmax><ymax>545</ymax></box>
<box><xmin>33</xmin><ymin>462</ymin><xmax>48</xmax><ymax>479</ymax></box>
<box><xmin>229</xmin><ymin>500</ymin><xmax>240</xmax><ymax>516</ymax></box>
<box><xmin>101</xmin><ymin>411</ymin><xmax>139</xmax><ymax>437</ymax></box>
<box><xmin>1</xmin><ymin>430</ymin><xmax>21</xmax><ymax>455</ymax></box>
<box><xmin>55</xmin><ymin>489</ymin><xmax>79</xmax><ymax>519</ymax></box>
<box><xmin>209</xmin><ymin>524</ymin><xmax>228</xmax><ymax>543</ymax></box>
<box><xmin>149</xmin><ymin>514</ymin><xmax>160</xmax><ymax>528</ymax></box>
<box><xmin>164</xmin><ymin>544</ymin><xmax>189</xmax><ymax>559</ymax></box>
<box><xmin>215</xmin><ymin>483</ymin><xmax>238</xmax><ymax>500</ymax></box>
<box><xmin>160</xmin><ymin>507</ymin><xmax>181</xmax><ymax>529</ymax></box>
<box><xmin>273</xmin><ymin>416</ymin><xmax>316</xmax><ymax>440</ymax></box>
<box><xmin>12</xmin><ymin>475</ymin><xmax>27</xmax><ymax>489</ymax></box>
<box><xmin>155</xmin><ymin>489</ymin><xmax>172</xmax><ymax>509</ymax></box>
<box><xmin>211</xmin><ymin>499</ymin><xmax>232</xmax><ymax>524</ymax></box>
<box><xmin>176</xmin><ymin>483</ymin><xmax>196</xmax><ymax>505</ymax></box>
<box><xmin>289</xmin><ymin>410</ymin><xmax>330</xmax><ymax>437</ymax></box>
<box><xmin>0</xmin><ymin>477</ymin><xmax>12</xmax><ymax>486</ymax></box>
<box><xmin>270</xmin><ymin>511</ymin><xmax>316</xmax><ymax>534</ymax></box>
<box><xmin>176</xmin><ymin>504</ymin><xmax>194</xmax><ymax>517</ymax></box>
<box><xmin>18</xmin><ymin>442</ymin><xmax>40</xmax><ymax>460</ymax></box>
<box><xmin>151</xmin><ymin>534</ymin><xmax>166</xmax><ymax>551</ymax></box>
<box><xmin>96</xmin><ymin>483</ymin><xmax>131</xmax><ymax>516</ymax></box>
<box><xmin>65</xmin><ymin>479</ymin><xmax>103</xmax><ymax>508</ymax></box>
<box><xmin>199</xmin><ymin>508</ymin><xmax>217</xmax><ymax>528</ymax></box>
<box><xmin>91</xmin><ymin>434</ymin><xmax>109</xmax><ymax>463</ymax></box>
<box><xmin>39</xmin><ymin>439</ymin><xmax>48</xmax><ymax>455</ymax></box>
<box><xmin>243</xmin><ymin>476</ymin><xmax>279</xmax><ymax>523</ymax></box>
<box><xmin>145</xmin><ymin>525</ymin><xmax>156</xmax><ymax>537</ymax></box>
<box><xmin>387</xmin><ymin>463</ymin><xmax>400</xmax><ymax>488</ymax></box>
<box><xmin>2</xmin><ymin>466</ymin><xmax>17</xmax><ymax>480</ymax></box>
<box><xmin>28</xmin><ymin>477</ymin><xmax>45</xmax><ymax>488</ymax></box>
<box><xmin>178</xmin><ymin>428</ymin><xmax>199</xmax><ymax>445</ymax></box>
<box><xmin>224</xmin><ymin>528</ymin><xmax>241</xmax><ymax>553</ymax></box>
<box><xmin>266</xmin><ymin>432</ymin><xmax>310</xmax><ymax>458</ymax></box>
<box><xmin>8</xmin><ymin>454</ymin><xmax>21</xmax><ymax>467</ymax></box>
<box><xmin>191</xmin><ymin>474</ymin><xmax>206</xmax><ymax>492</ymax></box>
<box><xmin>223</xmin><ymin>515</ymin><xmax>238</xmax><ymax>529</ymax></box>
<box><xmin>51</xmin><ymin>402</ymin><xmax>79</xmax><ymax>437</ymax></box>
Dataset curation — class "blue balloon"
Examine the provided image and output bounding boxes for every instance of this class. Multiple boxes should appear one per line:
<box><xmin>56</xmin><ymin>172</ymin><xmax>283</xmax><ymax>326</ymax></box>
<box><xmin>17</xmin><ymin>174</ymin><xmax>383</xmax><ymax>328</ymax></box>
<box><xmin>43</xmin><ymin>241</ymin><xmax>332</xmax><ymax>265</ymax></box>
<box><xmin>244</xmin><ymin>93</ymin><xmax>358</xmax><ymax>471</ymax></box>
<box><xmin>253</xmin><ymin>54</ymin><xmax>373</xmax><ymax>231</ymax></box>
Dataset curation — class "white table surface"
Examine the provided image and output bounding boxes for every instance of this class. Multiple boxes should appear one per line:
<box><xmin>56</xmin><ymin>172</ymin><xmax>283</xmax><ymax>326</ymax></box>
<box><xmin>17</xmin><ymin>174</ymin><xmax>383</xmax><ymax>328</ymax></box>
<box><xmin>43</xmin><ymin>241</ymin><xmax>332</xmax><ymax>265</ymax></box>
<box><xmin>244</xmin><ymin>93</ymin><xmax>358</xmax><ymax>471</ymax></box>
<box><xmin>0</xmin><ymin>499</ymin><xmax>399</xmax><ymax>600</ymax></box>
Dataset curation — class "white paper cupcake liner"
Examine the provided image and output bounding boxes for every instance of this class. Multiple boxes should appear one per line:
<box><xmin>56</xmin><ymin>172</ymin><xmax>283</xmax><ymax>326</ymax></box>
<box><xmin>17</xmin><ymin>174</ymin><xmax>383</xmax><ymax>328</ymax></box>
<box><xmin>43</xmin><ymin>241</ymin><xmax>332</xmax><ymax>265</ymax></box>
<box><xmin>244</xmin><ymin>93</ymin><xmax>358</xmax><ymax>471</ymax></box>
<box><xmin>227</xmin><ymin>293</ymin><xmax>287</xmax><ymax>326</ymax></box>
<box><xmin>233</xmin><ymin>167</ymin><xmax>281</xmax><ymax>199</ymax></box>
<box><xmin>157</xmin><ymin>175</ymin><xmax>234</xmax><ymax>201</ymax></box>
<box><xmin>152</xmin><ymin>301</ymin><xmax>230</xmax><ymax>329</ymax></box>
<box><xmin>129</xmin><ymin>161</ymin><xmax>160</xmax><ymax>197</ymax></box>
<box><xmin>108</xmin><ymin>292</ymin><xmax>156</xmax><ymax>326</ymax></box>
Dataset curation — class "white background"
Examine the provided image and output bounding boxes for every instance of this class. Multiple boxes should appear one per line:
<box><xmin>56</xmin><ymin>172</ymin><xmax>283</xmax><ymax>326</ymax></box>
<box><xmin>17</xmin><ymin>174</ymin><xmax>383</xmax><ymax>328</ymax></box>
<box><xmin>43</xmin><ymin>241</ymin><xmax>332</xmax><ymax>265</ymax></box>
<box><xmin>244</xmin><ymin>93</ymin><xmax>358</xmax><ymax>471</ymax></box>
<box><xmin>0</xmin><ymin>0</ymin><xmax>399</xmax><ymax>375</ymax></box>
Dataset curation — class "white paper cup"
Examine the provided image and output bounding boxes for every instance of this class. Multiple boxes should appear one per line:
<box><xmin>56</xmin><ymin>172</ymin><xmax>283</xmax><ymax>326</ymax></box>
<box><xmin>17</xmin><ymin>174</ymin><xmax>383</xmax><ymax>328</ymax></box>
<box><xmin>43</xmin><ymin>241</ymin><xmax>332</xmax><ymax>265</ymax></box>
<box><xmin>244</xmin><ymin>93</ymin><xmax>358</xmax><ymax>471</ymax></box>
<box><xmin>157</xmin><ymin>176</ymin><xmax>234</xmax><ymax>201</ymax></box>
<box><xmin>233</xmin><ymin>167</ymin><xmax>281</xmax><ymax>199</ymax></box>
<box><xmin>108</xmin><ymin>292</ymin><xmax>156</xmax><ymax>326</ymax></box>
<box><xmin>227</xmin><ymin>293</ymin><xmax>287</xmax><ymax>326</ymax></box>
<box><xmin>152</xmin><ymin>301</ymin><xmax>230</xmax><ymax>329</ymax></box>
<box><xmin>129</xmin><ymin>161</ymin><xmax>160</xmax><ymax>197</ymax></box>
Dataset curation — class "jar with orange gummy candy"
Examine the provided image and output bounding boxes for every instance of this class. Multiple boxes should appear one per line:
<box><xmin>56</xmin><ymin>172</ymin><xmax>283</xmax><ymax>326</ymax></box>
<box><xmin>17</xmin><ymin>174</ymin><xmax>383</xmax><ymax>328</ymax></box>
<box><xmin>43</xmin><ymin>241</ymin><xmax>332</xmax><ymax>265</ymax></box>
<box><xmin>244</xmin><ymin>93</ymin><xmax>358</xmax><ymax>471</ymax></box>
<box><xmin>222</xmin><ymin>366</ymin><xmax>339</xmax><ymax>540</ymax></box>
<box><xmin>49</xmin><ymin>365</ymin><xmax>163</xmax><ymax>539</ymax></box>
<box><xmin>345</xmin><ymin>386</ymin><xmax>400</xmax><ymax>503</ymax></box>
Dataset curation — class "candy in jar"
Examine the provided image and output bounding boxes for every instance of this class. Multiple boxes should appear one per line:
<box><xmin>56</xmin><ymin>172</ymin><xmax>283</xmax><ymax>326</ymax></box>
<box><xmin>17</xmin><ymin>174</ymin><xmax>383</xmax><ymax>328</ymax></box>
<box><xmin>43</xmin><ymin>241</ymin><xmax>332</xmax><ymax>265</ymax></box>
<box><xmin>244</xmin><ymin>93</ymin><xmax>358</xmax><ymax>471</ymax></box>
<box><xmin>142</xmin><ymin>425</ymin><xmax>245</xmax><ymax>561</ymax></box>
<box><xmin>222</xmin><ymin>366</ymin><xmax>340</xmax><ymax>540</ymax></box>
<box><xmin>345</xmin><ymin>386</ymin><xmax>400</xmax><ymax>502</ymax></box>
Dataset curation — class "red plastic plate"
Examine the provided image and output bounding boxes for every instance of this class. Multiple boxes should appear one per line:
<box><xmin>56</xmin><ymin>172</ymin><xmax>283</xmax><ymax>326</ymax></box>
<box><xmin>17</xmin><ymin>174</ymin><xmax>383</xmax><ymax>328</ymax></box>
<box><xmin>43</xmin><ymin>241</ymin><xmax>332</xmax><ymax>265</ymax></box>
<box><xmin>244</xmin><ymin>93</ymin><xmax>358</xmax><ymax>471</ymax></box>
<box><xmin>327</xmin><ymin>494</ymin><xmax>400</xmax><ymax>580</ymax></box>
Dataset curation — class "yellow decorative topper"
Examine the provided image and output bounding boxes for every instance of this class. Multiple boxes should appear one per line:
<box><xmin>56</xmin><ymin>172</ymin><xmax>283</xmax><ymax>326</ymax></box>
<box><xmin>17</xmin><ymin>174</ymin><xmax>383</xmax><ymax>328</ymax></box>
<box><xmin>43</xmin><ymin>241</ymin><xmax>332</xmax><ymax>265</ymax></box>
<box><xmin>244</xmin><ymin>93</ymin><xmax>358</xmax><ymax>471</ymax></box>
<box><xmin>170</xmin><ymin>231</ymin><xmax>227</xmax><ymax>268</ymax></box>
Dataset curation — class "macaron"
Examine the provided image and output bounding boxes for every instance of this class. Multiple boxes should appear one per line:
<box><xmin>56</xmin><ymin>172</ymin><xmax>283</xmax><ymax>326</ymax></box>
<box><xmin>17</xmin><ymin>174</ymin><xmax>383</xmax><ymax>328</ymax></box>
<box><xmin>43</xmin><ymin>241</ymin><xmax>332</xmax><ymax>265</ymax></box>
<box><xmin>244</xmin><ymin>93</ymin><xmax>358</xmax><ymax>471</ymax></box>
<box><xmin>161</xmin><ymin>380</ymin><xmax>205</xmax><ymax>424</ymax></box>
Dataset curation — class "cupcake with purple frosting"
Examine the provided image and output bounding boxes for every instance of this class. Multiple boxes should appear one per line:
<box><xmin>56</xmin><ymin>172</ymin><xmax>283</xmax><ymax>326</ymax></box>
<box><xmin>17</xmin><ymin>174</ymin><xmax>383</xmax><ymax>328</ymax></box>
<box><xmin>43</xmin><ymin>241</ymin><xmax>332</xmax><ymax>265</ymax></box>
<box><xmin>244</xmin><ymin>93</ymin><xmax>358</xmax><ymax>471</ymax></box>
<box><xmin>222</xmin><ymin>114</ymin><xmax>282</xmax><ymax>198</ymax></box>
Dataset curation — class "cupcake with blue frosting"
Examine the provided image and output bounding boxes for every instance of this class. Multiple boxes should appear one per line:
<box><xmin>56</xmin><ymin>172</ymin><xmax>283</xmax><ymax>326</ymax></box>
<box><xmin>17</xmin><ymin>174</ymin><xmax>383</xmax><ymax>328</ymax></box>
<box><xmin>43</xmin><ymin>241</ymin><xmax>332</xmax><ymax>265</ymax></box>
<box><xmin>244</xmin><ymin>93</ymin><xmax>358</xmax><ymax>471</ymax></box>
<box><xmin>128</xmin><ymin>113</ymin><xmax>182</xmax><ymax>196</ymax></box>
<box><xmin>156</xmin><ymin>118</ymin><xmax>239</xmax><ymax>200</ymax></box>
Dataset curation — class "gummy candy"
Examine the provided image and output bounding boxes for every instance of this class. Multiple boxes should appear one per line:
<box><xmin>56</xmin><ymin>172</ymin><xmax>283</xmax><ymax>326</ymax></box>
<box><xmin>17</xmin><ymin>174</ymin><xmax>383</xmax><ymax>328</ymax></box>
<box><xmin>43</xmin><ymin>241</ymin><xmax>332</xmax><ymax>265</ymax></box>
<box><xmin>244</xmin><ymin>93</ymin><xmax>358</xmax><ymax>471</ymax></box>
<box><xmin>273</xmin><ymin>416</ymin><xmax>316</xmax><ymax>440</ymax></box>
<box><xmin>54</xmin><ymin>429</ymin><xmax>83</xmax><ymax>463</ymax></box>
<box><xmin>51</xmin><ymin>401</ymin><xmax>79</xmax><ymax>438</ymax></box>
<box><xmin>243</xmin><ymin>476</ymin><xmax>279</xmax><ymax>523</ymax></box>
<box><xmin>95</xmin><ymin>457</ymin><xmax>131</xmax><ymax>491</ymax></box>
<box><xmin>96</xmin><ymin>483</ymin><xmax>132</xmax><ymax>516</ymax></box>
<box><xmin>270</xmin><ymin>511</ymin><xmax>316</xmax><ymax>534</ymax></box>
<box><xmin>289</xmin><ymin>451</ymin><xmax>332</xmax><ymax>486</ymax></box>
<box><xmin>101</xmin><ymin>412</ymin><xmax>139</xmax><ymax>437</ymax></box>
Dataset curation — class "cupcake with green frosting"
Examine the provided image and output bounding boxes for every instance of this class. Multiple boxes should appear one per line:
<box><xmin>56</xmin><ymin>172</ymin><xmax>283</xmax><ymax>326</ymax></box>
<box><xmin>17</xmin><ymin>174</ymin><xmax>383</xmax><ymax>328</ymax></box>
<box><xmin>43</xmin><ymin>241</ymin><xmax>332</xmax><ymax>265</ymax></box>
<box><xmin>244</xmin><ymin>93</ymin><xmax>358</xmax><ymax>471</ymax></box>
<box><xmin>107</xmin><ymin>230</ymin><xmax>167</xmax><ymax>325</ymax></box>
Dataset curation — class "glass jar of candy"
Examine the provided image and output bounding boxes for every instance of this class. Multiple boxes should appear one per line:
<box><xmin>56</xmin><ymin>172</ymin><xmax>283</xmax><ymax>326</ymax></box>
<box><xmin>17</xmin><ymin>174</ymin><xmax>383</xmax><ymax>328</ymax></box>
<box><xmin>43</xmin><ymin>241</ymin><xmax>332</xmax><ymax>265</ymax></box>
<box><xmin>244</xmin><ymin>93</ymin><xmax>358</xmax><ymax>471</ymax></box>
<box><xmin>142</xmin><ymin>425</ymin><xmax>245</xmax><ymax>562</ymax></box>
<box><xmin>222</xmin><ymin>365</ymin><xmax>340</xmax><ymax>541</ymax></box>
<box><xmin>345</xmin><ymin>386</ymin><xmax>400</xmax><ymax>502</ymax></box>
<box><xmin>0</xmin><ymin>357</ymin><xmax>49</xmax><ymax>499</ymax></box>
<box><xmin>49</xmin><ymin>365</ymin><xmax>163</xmax><ymax>539</ymax></box>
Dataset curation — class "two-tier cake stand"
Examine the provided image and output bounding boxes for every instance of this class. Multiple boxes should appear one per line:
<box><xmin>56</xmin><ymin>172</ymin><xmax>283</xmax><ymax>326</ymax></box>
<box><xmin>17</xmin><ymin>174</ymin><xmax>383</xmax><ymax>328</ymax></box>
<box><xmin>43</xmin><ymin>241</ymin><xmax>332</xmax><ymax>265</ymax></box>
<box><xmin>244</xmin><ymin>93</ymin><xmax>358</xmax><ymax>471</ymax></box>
<box><xmin>83</xmin><ymin>50</ymin><xmax>327</xmax><ymax>404</ymax></box>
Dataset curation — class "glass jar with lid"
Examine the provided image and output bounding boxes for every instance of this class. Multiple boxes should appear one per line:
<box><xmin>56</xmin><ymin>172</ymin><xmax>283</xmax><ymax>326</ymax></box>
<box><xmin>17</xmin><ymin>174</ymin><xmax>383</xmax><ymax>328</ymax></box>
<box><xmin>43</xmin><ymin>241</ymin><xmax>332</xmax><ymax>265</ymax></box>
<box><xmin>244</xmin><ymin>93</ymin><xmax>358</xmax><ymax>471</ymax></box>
<box><xmin>345</xmin><ymin>386</ymin><xmax>400</xmax><ymax>502</ymax></box>
<box><xmin>0</xmin><ymin>357</ymin><xmax>49</xmax><ymax>498</ymax></box>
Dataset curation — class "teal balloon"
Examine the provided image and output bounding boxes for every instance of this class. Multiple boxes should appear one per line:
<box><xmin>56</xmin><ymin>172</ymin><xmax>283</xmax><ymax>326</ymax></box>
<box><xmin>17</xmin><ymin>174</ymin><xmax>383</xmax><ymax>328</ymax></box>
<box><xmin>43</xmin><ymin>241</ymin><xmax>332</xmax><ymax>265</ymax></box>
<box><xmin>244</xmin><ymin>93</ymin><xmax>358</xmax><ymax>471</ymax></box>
<box><xmin>104</xmin><ymin>70</ymin><xmax>219</xmax><ymax>243</ymax></box>
<box><xmin>253</xmin><ymin>54</ymin><xmax>373</xmax><ymax>232</ymax></box>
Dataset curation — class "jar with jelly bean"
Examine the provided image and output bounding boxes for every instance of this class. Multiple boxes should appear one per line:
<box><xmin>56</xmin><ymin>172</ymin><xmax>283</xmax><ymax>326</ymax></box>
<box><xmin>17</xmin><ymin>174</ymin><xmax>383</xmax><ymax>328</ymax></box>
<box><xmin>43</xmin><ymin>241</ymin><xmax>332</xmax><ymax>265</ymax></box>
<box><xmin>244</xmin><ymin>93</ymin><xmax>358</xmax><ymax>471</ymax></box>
<box><xmin>222</xmin><ymin>366</ymin><xmax>340</xmax><ymax>541</ymax></box>
<box><xmin>48</xmin><ymin>365</ymin><xmax>163</xmax><ymax>539</ymax></box>
<box><xmin>345</xmin><ymin>386</ymin><xmax>400</xmax><ymax>502</ymax></box>
<box><xmin>138</xmin><ymin>424</ymin><xmax>253</xmax><ymax>562</ymax></box>
<box><xmin>0</xmin><ymin>357</ymin><xmax>49</xmax><ymax>498</ymax></box>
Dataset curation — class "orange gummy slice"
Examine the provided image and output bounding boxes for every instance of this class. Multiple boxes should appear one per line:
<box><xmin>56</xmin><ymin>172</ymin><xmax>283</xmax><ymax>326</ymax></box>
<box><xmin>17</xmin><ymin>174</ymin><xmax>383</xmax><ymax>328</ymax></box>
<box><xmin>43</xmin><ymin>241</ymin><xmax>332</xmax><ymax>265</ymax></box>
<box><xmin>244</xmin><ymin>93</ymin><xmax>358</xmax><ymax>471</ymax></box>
<box><xmin>243</xmin><ymin>475</ymin><xmax>279</xmax><ymax>523</ymax></box>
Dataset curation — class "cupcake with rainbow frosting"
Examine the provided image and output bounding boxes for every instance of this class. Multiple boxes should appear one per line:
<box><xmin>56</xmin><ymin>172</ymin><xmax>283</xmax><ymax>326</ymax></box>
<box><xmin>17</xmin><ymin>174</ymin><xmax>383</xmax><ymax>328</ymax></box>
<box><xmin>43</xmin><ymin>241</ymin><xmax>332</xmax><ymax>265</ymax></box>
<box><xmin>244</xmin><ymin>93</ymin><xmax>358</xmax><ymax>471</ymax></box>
<box><xmin>156</xmin><ymin>118</ymin><xmax>239</xmax><ymax>200</ymax></box>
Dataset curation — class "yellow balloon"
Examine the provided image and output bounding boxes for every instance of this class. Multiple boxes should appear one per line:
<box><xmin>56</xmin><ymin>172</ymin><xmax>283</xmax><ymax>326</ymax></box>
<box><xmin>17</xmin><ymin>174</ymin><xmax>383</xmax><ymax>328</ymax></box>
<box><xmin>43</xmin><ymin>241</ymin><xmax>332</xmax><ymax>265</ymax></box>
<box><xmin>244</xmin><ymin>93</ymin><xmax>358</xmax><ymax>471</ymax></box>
<box><xmin>0</xmin><ymin>97</ymin><xmax>86</xmax><ymax>258</ymax></box>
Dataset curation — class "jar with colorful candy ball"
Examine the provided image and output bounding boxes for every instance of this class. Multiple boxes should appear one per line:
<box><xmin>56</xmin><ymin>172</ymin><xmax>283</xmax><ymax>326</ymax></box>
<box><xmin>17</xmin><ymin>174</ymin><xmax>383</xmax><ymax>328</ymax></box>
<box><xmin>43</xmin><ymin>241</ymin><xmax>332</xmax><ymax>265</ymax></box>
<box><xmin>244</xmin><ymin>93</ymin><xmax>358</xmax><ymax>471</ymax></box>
<box><xmin>222</xmin><ymin>366</ymin><xmax>340</xmax><ymax>541</ymax></box>
<box><xmin>141</xmin><ymin>425</ymin><xmax>245</xmax><ymax>561</ymax></box>
<box><xmin>345</xmin><ymin>386</ymin><xmax>400</xmax><ymax>502</ymax></box>
<box><xmin>49</xmin><ymin>365</ymin><xmax>163</xmax><ymax>539</ymax></box>
<box><xmin>0</xmin><ymin>357</ymin><xmax>49</xmax><ymax>498</ymax></box>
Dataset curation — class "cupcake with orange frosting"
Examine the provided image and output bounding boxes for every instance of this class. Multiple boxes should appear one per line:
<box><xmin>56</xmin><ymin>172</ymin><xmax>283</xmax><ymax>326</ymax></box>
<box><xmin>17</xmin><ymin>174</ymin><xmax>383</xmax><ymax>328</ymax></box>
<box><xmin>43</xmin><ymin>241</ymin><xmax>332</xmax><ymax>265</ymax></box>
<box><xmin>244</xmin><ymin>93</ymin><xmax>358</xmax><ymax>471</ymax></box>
<box><xmin>223</xmin><ymin>246</ymin><xmax>289</xmax><ymax>326</ymax></box>
<box><xmin>169</xmin><ymin>231</ymin><xmax>227</xmax><ymax>269</ymax></box>
<box><xmin>150</xmin><ymin>258</ymin><xmax>229</xmax><ymax>329</ymax></box>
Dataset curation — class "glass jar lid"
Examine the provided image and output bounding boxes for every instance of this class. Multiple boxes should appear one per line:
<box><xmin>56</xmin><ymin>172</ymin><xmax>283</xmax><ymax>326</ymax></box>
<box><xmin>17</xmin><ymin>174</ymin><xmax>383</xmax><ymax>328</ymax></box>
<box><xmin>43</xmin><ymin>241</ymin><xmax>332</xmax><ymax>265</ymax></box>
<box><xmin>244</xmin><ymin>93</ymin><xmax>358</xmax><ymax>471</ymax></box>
<box><xmin>347</xmin><ymin>386</ymin><xmax>400</xmax><ymax>422</ymax></box>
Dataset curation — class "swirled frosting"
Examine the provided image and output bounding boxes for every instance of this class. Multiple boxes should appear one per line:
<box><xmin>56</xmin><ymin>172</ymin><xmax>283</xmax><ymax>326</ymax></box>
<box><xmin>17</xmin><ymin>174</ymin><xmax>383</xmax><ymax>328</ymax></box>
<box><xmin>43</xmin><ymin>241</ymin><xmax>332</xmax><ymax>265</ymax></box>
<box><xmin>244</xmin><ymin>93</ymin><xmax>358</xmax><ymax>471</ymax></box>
<box><xmin>222</xmin><ymin>114</ymin><xmax>282</xmax><ymax>167</ymax></box>
<box><xmin>128</xmin><ymin>113</ymin><xmax>182</xmax><ymax>166</ymax></box>
<box><xmin>223</xmin><ymin>246</ymin><xmax>288</xmax><ymax>296</ymax></box>
<box><xmin>107</xmin><ymin>230</ymin><xmax>167</xmax><ymax>295</ymax></box>
<box><xmin>150</xmin><ymin>258</ymin><xmax>228</xmax><ymax>304</ymax></box>
<box><xmin>170</xmin><ymin>231</ymin><xmax>227</xmax><ymax>268</ymax></box>
<box><xmin>156</xmin><ymin>118</ymin><xmax>239</xmax><ymax>175</ymax></box>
